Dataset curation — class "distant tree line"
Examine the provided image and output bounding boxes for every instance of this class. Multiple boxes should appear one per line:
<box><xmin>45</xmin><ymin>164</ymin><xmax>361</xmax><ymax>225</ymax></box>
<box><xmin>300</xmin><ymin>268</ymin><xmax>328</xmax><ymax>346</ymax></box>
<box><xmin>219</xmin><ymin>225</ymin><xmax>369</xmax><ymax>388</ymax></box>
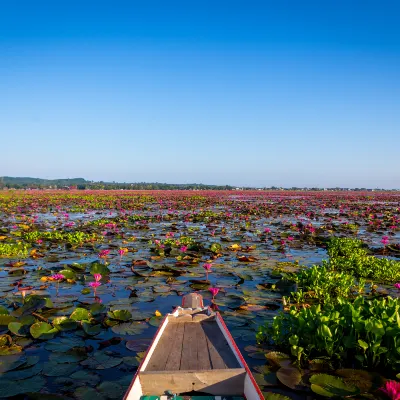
<box><xmin>0</xmin><ymin>177</ymin><xmax>234</xmax><ymax>191</ymax></box>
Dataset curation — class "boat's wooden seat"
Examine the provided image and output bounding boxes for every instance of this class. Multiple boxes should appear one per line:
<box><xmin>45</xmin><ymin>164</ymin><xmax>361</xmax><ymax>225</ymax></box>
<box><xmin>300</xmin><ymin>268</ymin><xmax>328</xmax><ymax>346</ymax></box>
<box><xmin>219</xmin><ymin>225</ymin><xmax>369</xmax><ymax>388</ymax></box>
<box><xmin>145</xmin><ymin>321</ymin><xmax>240</xmax><ymax>372</ymax></box>
<box><xmin>139</xmin><ymin>368</ymin><xmax>246</xmax><ymax>395</ymax></box>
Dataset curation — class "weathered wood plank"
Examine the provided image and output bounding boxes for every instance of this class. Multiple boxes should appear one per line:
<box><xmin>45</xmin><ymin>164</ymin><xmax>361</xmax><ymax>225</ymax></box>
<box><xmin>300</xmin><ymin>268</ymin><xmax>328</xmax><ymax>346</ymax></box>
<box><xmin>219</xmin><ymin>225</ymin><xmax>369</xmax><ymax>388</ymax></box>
<box><xmin>196</xmin><ymin>322</ymin><xmax>212</xmax><ymax>370</ymax></box>
<box><xmin>180</xmin><ymin>322</ymin><xmax>198</xmax><ymax>370</ymax></box>
<box><xmin>139</xmin><ymin>369</ymin><xmax>246</xmax><ymax>395</ymax></box>
<box><xmin>145</xmin><ymin>323</ymin><xmax>178</xmax><ymax>371</ymax></box>
<box><xmin>202</xmin><ymin>322</ymin><xmax>240</xmax><ymax>369</ymax></box>
<box><xmin>164</xmin><ymin>322</ymin><xmax>185</xmax><ymax>370</ymax></box>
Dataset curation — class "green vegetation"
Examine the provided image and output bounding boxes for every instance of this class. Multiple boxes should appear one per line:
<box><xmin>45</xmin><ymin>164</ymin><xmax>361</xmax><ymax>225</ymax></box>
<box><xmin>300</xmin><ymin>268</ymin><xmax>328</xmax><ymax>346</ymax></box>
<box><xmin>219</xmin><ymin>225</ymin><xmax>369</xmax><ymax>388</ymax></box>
<box><xmin>257</xmin><ymin>296</ymin><xmax>400</xmax><ymax>372</ymax></box>
<box><xmin>328</xmin><ymin>237</ymin><xmax>400</xmax><ymax>282</ymax></box>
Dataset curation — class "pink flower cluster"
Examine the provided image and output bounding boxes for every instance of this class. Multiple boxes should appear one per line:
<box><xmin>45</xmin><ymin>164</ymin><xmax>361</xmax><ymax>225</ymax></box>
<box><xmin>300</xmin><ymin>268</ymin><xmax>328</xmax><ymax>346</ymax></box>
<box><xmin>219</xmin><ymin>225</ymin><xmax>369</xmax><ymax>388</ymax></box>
<box><xmin>51</xmin><ymin>274</ymin><xmax>65</xmax><ymax>281</ymax></box>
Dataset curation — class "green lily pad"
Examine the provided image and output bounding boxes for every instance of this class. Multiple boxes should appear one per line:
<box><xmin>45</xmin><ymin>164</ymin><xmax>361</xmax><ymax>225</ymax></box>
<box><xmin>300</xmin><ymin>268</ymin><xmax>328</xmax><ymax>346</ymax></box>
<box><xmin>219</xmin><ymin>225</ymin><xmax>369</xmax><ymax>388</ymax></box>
<box><xmin>276</xmin><ymin>367</ymin><xmax>303</xmax><ymax>390</ymax></box>
<box><xmin>0</xmin><ymin>354</ymin><xmax>27</xmax><ymax>373</ymax></box>
<box><xmin>70</xmin><ymin>307</ymin><xmax>90</xmax><ymax>321</ymax></box>
<box><xmin>0</xmin><ymin>305</ymin><xmax>9</xmax><ymax>315</ymax></box>
<box><xmin>0</xmin><ymin>343</ymin><xmax>23</xmax><ymax>355</ymax></box>
<box><xmin>107</xmin><ymin>309</ymin><xmax>132</xmax><ymax>321</ymax></box>
<box><xmin>42</xmin><ymin>361</ymin><xmax>78</xmax><ymax>377</ymax></box>
<box><xmin>0</xmin><ymin>314</ymin><xmax>17</xmax><ymax>326</ymax></box>
<box><xmin>310</xmin><ymin>374</ymin><xmax>360</xmax><ymax>398</ymax></box>
<box><xmin>74</xmin><ymin>387</ymin><xmax>106</xmax><ymax>400</ymax></box>
<box><xmin>97</xmin><ymin>381</ymin><xmax>125</xmax><ymax>399</ymax></box>
<box><xmin>263</xmin><ymin>393</ymin><xmax>292</xmax><ymax>400</ymax></box>
<box><xmin>80</xmin><ymin>351</ymin><xmax>122</xmax><ymax>369</ymax></box>
<box><xmin>53</xmin><ymin>316</ymin><xmax>78</xmax><ymax>331</ymax></box>
<box><xmin>0</xmin><ymin>363</ymin><xmax>42</xmax><ymax>381</ymax></box>
<box><xmin>0</xmin><ymin>375</ymin><xmax>46</xmax><ymax>397</ymax></box>
<box><xmin>111</xmin><ymin>322</ymin><xmax>148</xmax><ymax>335</ymax></box>
<box><xmin>82</xmin><ymin>321</ymin><xmax>102</xmax><ymax>336</ymax></box>
<box><xmin>70</xmin><ymin>370</ymin><xmax>101</xmax><ymax>386</ymax></box>
<box><xmin>90</xmin><ymin>262</ymin><xmax>110</xmax><ymax>276</ymax></box>
<box><xmin>59</xmin><ymin>269</ymin><xmax>76</xmax><ymax>279</ymax></box>
<box><xmin>30</xmin><ymin>321</ymin><xmax>58</xmax><ymax>340</ymax></box>
<box><xmin>45</xmin><ymin>337</ymin><xmax>85</xmax><ymax>352</ymax></box>
<box><xmin>90</xmin><ymin>303</ymin><xmax>107</xmax><ymax>316</ymax></box>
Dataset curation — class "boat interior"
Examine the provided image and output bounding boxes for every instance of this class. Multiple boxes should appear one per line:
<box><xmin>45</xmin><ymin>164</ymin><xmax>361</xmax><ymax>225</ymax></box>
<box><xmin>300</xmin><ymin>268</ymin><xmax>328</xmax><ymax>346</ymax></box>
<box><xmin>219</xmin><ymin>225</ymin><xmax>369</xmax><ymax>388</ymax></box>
<box><xmin>138</xmin><ymin>306</ymin><xmax>247</xmax><ymax>397</ymax></box>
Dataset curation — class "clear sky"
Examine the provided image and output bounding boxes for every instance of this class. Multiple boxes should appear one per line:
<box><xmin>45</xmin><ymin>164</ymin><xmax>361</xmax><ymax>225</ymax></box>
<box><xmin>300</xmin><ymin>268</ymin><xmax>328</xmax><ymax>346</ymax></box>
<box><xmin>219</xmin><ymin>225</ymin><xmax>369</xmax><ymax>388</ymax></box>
<box><xmin>1</xmin><ymin>1</ymin><xmax>399</xmax><ymax>188</ymax></box>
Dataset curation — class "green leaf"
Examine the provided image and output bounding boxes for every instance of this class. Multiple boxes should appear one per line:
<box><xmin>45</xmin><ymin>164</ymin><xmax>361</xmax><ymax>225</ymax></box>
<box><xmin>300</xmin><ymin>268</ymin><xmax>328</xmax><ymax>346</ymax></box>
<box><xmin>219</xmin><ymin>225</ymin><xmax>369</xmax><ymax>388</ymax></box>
<box><xmin>107</xmin><ymin>309</ymin><xmax>132</xmax><ymax>321</ymax></box>
<box><xmin>8</xmin><ymin>322</ymin><xmax>29</xmax><ymax>336</ymax></box>
<box><xmin>266</xmin><ymin>352</ymin><xmax>292</xmax><ymax>368</ymax></box>
<box><xmin>90</xmin><ymin>262</ymin><xmax>110</xmax><ymax>276</ymax></box>
<box><xmin>0</xmin><ymin>305</ymin><xmax>10</xmax><ymax>315</ymax></box>
<box><xmin>82</xmin><ymin>321</ymin><xmax>102</xmax><ymax>336</ymax></box>
<box><xmin>59</xmin><ymin>269</ymin><xmax>76</xmax><ymax>279</ymax></box>
<box><xmin>0</xmin><ymin>344</ymin><xmax>23</xmax><ymax>355</ymax></box>
<box><xmin>0</xmin><ymin>376</ymin><xmax>46</xmax><ymax>397</ymax></box>
<box><xmin>0</xmin><ymin>314</ymin><xmax>17</xmax><ymax>326</ymax></box>
<box><xmin>263</xmin><ymin>393</ymin><xmax>292</xmax><ymax>400</ymax></box>
<box><xmin>310</xmin><ymin>374</ymin><xmax>360</xmax><ymax>398</ymax></box>
<box><xmin>0</xmin><ymin>354</ymin><xmax>27</xmax><ymax>373</ymax></box>
<box><xmin>80</xmin><ymin>351</ymin><xmax>122</xmax><ymax>369</ymax></box>
<box><xmin>52</xmin><ymin>317</ymin><xmax>78</xmax><ymax>331</ymax></box>
<box><xmin>96</xmin><ymin>381</ymin><xmax>125</xmax><ymax>399</ymax></box>
<box><xmin>276</xmin><ymin>367</ymin><xmax>303</xmax><ymax>390</ymax></box>
<box><xmin>358</xmin><ymin>339</ymin><xmax>369</xmax><ymax>351</ymax></box>
<box><xmin>81</xmin><ymin>288</ymin><xmax>91</xmax><ymax>295</ymax></box>
<box><xmin>90</xmin><ymin>303</ymin><xmax>107</xmax><ymax>316</ymax></box>
<box><xmin>70</xmin><ymin>307</ymin><xmax>90</xmax><ymax>321</ymax></box>
<box><xmin>11</xmin><ymin>296</ymin><xmax>47</xmax><ymax>317</ymax></box>
<box><xmin>30</xmin><ymin>322</ymin><xmax>58</xmax><ymax>340</ymax></box>
<box><xmin>111</xmin><ymin>322</ymin><xmax>148</xmax><ymax>335</ymax></box>
<box><xmin>42</xmin><ymin>362</ymin><xmax>78</xmax><ymax>377</ymax></box>
<box><xmin>74</xmin><ymin>387</ymin><xmax>106</xmax><ymax>400</ymax></box>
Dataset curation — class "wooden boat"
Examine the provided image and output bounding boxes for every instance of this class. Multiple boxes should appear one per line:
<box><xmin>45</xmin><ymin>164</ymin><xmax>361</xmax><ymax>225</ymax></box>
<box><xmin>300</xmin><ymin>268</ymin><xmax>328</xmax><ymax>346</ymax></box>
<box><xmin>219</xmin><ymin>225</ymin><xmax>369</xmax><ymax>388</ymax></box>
<box><xmin>124</xmin><ymin>293</ymin><xmax>263</xmax><ymax>400</ymax></box>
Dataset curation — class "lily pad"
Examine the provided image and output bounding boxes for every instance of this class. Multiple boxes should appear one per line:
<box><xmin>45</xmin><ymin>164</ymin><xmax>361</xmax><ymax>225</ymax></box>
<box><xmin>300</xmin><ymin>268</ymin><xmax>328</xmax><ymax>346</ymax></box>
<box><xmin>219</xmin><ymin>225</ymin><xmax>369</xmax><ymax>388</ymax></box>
<box><xmin>0</xmin><ymin>375</ymin><xmax>46</xmax><ymax>397</ymax></box>
<box><xmin>310</xmin><ymin>373</ymin><xmax>360</xmax><ymax>398</ymax></box>
<box><xmin>111</xmin><ymin>322</ymin><xmax>148</xmax><ymax>335</ymax></box>
<box><xmin>80</xmin><ymin>351</ymin><xmax>122</xmax><ymax>369</ymax></box>
<box><xmin>70</xmin><ymin>307</ymin><xmax>90</xmax><ymax>321</ymax></box>
<box><xmin>82</xmin><ymin>321</ymin><xmax>102</xmax><ymax>336</ymax></box>
<box><xmin>276</xmin><ymin>367</ymin><xmax>303</xmax><ymax>390</ymax></box>
<box><xmin>53</xmin><ymin>316</ymin><xmax>78</xmax><ymax>331</ymax></box>
<box><xmin>107</xmin><ymin>309</ymin><xmax>132</xmax><ymax>321</ymax></box>
<box><xmin>30</xmin><ymin>321</ymin><xmax>58</xmax><ymax>340</ymax></box>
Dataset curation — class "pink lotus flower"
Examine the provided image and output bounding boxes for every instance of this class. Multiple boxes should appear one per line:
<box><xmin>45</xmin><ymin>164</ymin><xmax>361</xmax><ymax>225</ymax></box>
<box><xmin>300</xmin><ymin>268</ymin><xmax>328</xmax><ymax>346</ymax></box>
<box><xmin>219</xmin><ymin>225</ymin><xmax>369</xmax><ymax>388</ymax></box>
<box><xmin>379</xmin><ymin>380</ymin><xmax>400</xmax><ymax>400</ymax></box>
<box><xmin>99</xmin><ymin>249</ymin><xmax>110</xmax><ymax>258</ymax></box>
<box><xmin>381</xmin><ymin>236</ymin><xmax>390</xmax><ymax>246</ymax></box>
<box><xmin>287</xmin><ymin>236</ymin><xmax>294</xmax><ymax>241</ymax></box>
<box><xmin>93</xmin><ymin>273</ymin><xmax>102</xmax><ymax>282</ymax></box>
<box><xmin>394</xmin><ymin>283</ymin><xmax>400</xmax><ymax>290</ymax></box>
<box><xmin>89</xmin><ymin>281</ymin><xmax>101</xmax><ymax>288</ymax></box>
<box><xmin>203</xmin><ymin>263</ymin><xmax>212</xmax><ymax>281</ymax></box>
<box><xmin>180</xmin><ymin>245</ymin><xmax>188</xmax><ymax>252</ymax></box>
<box><xmin>264</xmin><ymin>228</ymin><xmax>271</xmax><ymax>233</ymax></box>
<box><xmin>203</xmin><ymin>263</ymin><xmax>212</xmax><ymax>271</ymax></box>
<box><xmin>51</xmin><ymin>274</ymin><xmax>65</xmax><ymax>297</ymax></box>
<box><xmin>209</xmin><ymin>287</ymin><xmax>219</xmax><ymax>299</ymax></box>
<box><xmin>36</xmin><ymin>239</ymin><xmax>43</xmax><ymax>244</ymax></box>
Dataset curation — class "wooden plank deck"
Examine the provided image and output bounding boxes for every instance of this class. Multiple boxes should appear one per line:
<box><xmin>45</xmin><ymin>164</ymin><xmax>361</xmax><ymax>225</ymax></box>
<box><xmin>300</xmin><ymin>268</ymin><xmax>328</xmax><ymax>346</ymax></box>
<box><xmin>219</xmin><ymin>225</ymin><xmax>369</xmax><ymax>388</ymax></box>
<box><xmin>145</xmin><ymin>321</ymin><xmax>240</xmax><ymax>371</ymax></box>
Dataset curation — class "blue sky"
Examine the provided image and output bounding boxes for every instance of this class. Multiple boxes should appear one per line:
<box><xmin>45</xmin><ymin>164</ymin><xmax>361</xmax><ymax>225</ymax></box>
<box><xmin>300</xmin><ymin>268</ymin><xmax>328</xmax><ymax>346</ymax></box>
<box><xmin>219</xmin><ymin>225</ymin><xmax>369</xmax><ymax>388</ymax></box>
<box><xmin>1</xmin><ymin>1</ymin><xmax>399</xmax><ymax>188</ymax></box>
